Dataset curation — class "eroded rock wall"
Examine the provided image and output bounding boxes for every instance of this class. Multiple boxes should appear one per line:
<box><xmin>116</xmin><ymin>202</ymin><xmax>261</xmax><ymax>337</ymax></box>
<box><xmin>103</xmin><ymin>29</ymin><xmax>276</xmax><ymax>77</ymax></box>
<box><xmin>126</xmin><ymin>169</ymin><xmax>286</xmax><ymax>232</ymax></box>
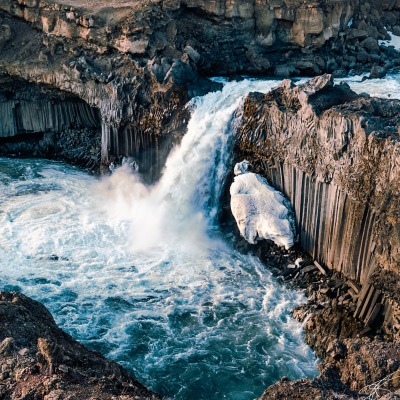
<box><xmin>234</xmin><ymin>75</ymin><xmax>400</xmax><ymax>334</ymax></box>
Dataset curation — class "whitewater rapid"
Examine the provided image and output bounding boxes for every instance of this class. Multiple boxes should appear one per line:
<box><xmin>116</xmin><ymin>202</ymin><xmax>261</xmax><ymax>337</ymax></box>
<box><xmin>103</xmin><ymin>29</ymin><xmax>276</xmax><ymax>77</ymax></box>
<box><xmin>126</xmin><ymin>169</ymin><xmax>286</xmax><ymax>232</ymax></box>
<box><xmin>1</xmin><ymin>75</ymin><xmax>396</xmax><ymax>399</ymax></box>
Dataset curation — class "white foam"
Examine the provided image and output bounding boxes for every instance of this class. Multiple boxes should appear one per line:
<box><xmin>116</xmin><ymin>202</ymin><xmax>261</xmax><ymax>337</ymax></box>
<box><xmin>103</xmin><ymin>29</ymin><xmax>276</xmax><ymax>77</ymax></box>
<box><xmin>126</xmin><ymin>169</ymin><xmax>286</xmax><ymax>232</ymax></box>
<box><xmin>339</xmin><ymin>74</ymin><xmax>400</xmax><ymax>99</ymax></box>
<box><xmin>379</xmin><ymin>31</ymin><xmax>400</xmax><ymax>51</ymax></box>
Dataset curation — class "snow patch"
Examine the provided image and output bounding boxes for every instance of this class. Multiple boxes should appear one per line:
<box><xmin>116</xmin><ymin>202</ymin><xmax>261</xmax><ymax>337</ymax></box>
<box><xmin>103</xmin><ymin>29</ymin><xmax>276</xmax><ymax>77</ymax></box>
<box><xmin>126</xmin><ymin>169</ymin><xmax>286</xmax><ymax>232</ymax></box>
<box><xmin>230</xmin><ymin>161</ymin><xmax>296</xmax><ymax>249</ymax></box>
<box><xmin>379</xmin><ymin>31</ymin><xmax>400</xmax><ymax>51</ymax></box>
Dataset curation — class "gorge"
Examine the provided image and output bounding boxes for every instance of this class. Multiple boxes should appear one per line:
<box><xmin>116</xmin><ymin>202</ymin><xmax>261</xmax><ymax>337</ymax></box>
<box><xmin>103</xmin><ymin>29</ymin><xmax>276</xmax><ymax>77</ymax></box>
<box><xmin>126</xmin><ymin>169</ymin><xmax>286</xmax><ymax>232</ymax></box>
<box><xmin>1</xmin><ymin>0</ymin><xmax>400</xmax><ymax>399</ymax></box>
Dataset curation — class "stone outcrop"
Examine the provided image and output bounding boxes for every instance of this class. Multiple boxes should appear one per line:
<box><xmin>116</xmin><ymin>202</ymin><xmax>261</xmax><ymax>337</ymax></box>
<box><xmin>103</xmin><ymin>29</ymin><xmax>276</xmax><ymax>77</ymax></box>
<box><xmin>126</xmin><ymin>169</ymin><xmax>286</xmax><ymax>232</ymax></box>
<box><xmin>234</xmin><ymin>74</ymin><xmax>400</xmax><ymax>338</ymax></box>
<box><xmin>0</xmin><ymin>291</ymin><xmax>159</xmax><ymax>400</ymax></box>
<box><xmin>243</xmin><ymin>242</ymin><xmax>400</xmax><ymax>399</ymax></box>
<box><xmin>0</xmin><ymin>7</ymin><xmax>202</xmax><ymax>179</ymax></box>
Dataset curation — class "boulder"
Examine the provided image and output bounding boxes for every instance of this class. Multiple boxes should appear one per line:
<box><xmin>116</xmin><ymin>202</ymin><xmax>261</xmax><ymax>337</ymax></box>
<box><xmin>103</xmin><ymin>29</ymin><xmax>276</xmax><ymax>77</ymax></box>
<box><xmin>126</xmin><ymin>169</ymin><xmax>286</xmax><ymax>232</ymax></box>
<box><xmin>274</xmin><ymin>64</ymin><xmax>299</xmax><ymax>77</ymax></box>
<box><xmin>361</xmin><ymin>37</ymin><xmax>380</xmax><ymax>53</ymax></box>
<box><xmin>369</xmin><ymin>65</ymin><xmax>387</xmax><ymax>78</ymax></box>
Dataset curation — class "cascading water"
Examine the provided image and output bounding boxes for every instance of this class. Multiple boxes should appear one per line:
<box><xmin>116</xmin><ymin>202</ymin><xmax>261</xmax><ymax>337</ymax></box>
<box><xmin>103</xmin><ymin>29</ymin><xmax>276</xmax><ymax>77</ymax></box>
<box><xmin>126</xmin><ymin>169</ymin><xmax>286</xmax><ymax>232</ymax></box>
<box><xmin>0</xmin><ymin>78</ymin><xmax>327</xmax><ymax>399</ymax></box>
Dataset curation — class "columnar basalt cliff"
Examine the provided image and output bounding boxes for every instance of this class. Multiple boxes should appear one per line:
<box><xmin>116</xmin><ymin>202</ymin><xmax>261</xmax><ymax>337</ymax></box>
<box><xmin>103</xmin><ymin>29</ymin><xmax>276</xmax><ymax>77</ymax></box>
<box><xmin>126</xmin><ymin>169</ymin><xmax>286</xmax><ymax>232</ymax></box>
<box><xmin>234</xmin><ymin>74</ymin><xmax>400</xmax><ymax>336</ymax></box>
<box><xmin>236</xmin><ymin>75</ymin><xmax>400</xmax><ymax>332</ymax></box>
<box><xmin>229</xmin><ymin>75</ymin><xmax>400</xmax><ymax>398</ymax></box>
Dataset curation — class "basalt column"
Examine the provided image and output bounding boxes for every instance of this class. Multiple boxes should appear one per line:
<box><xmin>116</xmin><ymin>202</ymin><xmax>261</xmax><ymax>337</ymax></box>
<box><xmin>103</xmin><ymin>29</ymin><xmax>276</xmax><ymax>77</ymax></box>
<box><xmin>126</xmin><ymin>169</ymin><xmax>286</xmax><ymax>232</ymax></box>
<box><xmin>234</xmin><ymin>75</ymin><xmax>400</xmax><ymax>335</ymax></box>
<box><xmin>0</xmin><ymin>77</ymin><xmax>101</xmax><ymax>168</ymax></box>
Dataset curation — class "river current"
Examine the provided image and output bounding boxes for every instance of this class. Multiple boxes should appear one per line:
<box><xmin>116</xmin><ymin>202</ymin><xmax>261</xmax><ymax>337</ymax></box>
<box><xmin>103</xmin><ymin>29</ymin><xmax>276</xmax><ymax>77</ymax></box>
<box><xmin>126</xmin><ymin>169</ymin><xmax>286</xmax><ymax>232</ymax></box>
<box><xmin>0</xmin><ymin>75</ymin><xmax>395</xmax><ymax>399</ymax></box>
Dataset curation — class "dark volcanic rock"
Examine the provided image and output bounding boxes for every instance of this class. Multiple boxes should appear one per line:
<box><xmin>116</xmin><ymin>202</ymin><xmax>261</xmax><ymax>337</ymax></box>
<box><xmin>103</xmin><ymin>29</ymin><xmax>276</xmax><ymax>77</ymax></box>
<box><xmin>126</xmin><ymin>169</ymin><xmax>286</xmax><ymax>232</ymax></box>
<box><xmin>0</xmin><ymin>291</ymin><xmax>159</xmax><ymax>400</ymax></box>
<box><xmin>234</xmin><ymin>74</ymin><xmax>400</xmax><ymax>337</ymax></box>
<box><xmin>231</xmin><ymin>73</ymin><xmax>400</xmax><ymax>399</ymax></box>
<box><xmin>370</xmin><ymin>64</ymin><xmax>387</xmax><ymax>78</ymax></box>
<box><xmin>254</xmin><ymin>247</ymin><xmax>400</xmax><ymax>400</ymax></box>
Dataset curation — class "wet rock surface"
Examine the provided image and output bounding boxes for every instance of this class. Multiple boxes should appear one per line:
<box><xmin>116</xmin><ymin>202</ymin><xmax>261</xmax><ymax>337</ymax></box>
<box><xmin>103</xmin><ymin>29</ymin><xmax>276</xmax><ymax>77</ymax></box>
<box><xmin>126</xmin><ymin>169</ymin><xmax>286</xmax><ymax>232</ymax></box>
<box><xmin>0</xmin><ymin>291</ymin><xmax>160</xmax><ymax>400</ymax></box>
<box><xmin>239</xmin><ymin>242</ymin><xmax>400</xmax><ymax>399</ymax></box>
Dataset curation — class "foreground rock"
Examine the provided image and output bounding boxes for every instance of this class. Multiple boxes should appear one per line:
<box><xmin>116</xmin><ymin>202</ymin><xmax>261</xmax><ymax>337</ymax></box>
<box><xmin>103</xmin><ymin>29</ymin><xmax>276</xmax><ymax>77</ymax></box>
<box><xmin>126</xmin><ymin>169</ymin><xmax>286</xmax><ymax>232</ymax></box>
<box><xmin>0</xmin><ymin>291</ymin><xmax>159</xmax><ymax>400</ymax></box>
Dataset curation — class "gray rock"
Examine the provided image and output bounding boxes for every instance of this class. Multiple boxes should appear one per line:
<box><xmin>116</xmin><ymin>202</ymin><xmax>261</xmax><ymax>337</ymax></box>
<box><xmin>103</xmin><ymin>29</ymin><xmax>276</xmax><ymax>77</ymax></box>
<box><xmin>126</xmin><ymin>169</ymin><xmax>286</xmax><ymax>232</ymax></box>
<box><xmin>392</xmin><ymin>26</ymin><xmax>400</xmax><ymax>36</ymax></box>
<box><xmin>0</xmin><ymin>24</ymin><xmax>11</xmax><ymax>50</ymax></box>
<box><xmin>361</xmin><ymin>37</ymin><xmax>380</xmax><ymax>53</ymax></box>
<box><xmin>274</xmin><ymin>64</ymin><xmax>299</xmax><ymax>77</ymax></box>
<box><xmin>184</xmin><ymin>46</ymin><xmax>201</xmax><ymax>64</ymax></box>
<box><xmin>164</xmin><ymin>59</ymin><xmax>197</xmax><ymax>85</ymax></box>
<box><xmin>369</xmin><ymin>65</ymin><xmax>387</xmax><ymax>79</ymax></box>
<box><xmin>347</xmin><ymin>29</ymin><xmax>369</xmax><ymax>40</ymax></box>
<box><xmin>357</xmin><ymin>51</ymin><xmax>369</xmax><ymax>63</ymax></box>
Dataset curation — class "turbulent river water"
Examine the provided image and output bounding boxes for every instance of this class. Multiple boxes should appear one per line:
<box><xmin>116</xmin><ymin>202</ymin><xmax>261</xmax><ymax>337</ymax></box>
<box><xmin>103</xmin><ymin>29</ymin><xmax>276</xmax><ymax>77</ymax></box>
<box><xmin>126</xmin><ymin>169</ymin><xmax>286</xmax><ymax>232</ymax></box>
<box><xmin>0</xmin><ymin>75</ymin><xmax>395</xmax><ymax>400</ymax></box>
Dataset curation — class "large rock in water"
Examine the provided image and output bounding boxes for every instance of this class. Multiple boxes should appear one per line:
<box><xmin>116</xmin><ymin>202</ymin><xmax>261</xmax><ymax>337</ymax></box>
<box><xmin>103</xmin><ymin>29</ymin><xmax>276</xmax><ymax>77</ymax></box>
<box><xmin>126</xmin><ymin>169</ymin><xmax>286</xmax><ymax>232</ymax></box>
<box><xmin>0</xmin><ymin>291</ymin><xmax>160</xmax><ymax>400</ymax></box>
<box><xmin>230</xmin><ymin>160</ymin><xmax>295</xmax><ymax>249</ymax></box>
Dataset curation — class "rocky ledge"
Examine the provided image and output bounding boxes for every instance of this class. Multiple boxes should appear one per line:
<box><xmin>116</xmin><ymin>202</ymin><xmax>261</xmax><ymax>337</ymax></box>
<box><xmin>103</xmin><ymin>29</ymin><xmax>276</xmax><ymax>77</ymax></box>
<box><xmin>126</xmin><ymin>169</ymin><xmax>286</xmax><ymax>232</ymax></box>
<box><xmin>0</xmin><ymin>291</ymin><xmax>159</xmax><ymax>400</ymax></box>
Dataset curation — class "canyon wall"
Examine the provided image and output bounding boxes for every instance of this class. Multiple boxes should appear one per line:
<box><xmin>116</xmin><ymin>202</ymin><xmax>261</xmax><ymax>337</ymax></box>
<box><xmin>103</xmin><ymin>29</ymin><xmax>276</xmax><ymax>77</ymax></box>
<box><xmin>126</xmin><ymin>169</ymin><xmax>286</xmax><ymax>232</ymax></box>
<box><xmin>234</xmin><ymin>75</ymin><xmax>400</xmax><ymax>335</ymax></box>
<box><xmin>1</xmin><ymin>0</ymin><xmax>400</xmax><ymax>175</ymax></box>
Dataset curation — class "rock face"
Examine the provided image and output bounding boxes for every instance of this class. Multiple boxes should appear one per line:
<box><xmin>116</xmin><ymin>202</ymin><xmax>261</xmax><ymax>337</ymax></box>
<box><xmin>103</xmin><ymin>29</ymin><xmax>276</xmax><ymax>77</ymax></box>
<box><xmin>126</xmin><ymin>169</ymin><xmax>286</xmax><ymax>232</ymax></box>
<box><xmin>0</xmin><ymin>291</ymin><xmax>160</xmax><ymax>400</ymax></box>
<box><xmin>234</xmin><ymin>74</ymin><xmax>400</xmax><ymax>338</ymax></box>
<box><xmin>252</xmin><ymin>241</ymin><xmax>400</xmax><ymax>399</ymax></box>
<box><xmin>0</xmin><ymin>7</ymin><xmax>199</xmax><ymax>179</ymax></box>
<box><xmin>1</xmin><ymin>0</ymin><xmax>400</xmax><ymax>176</ymax></box>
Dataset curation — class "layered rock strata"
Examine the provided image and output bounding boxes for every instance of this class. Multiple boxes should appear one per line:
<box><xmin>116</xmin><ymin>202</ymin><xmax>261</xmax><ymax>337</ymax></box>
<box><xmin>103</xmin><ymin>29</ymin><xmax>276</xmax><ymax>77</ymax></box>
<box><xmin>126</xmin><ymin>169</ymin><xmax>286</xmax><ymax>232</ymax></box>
<box><xmin>234</xmin><ymin>74</ymin><xmax>400</xmax><ymax>338</ymax></box>
<box><xmin>0</xmin><ymin>291</ymin><xmax>159</xmax><ymax>400</ymax></box>
<box><xmin>2</xmin><ymin>0</ymin><xmax>400</xmax><ymax>76</ymax></box>
<box><xmin>2</xmin><ymin>0</ymin><xmax>400</xmax><ymax>176</ymax></box>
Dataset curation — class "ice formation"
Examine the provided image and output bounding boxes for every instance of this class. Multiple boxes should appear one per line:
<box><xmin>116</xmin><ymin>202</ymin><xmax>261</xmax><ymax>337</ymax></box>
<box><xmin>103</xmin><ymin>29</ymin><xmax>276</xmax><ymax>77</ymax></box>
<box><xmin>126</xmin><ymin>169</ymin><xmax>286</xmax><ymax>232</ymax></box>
<box><xmin>379</xmin><ymin>31</ymin><xmax>400</xmax><ymax>51</ymax></box>
<box><xmin>230</xmin><ymin>160</ymin><xmax>296</xmax><ymax>249</ymax></box>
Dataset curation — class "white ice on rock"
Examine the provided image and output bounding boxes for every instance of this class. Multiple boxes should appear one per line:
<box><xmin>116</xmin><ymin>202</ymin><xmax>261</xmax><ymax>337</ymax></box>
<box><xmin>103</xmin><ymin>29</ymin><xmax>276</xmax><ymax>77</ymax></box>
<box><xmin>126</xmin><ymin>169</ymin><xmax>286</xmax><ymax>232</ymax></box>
<box><xmin>230</xmin><ymin>160</ymin><xmax>296</xmax><ymax>249</ymax></box>
<box><xmin>379</xmin><ymin>31</ymin><xmax>400</xmax><ymax>51</ymax></box>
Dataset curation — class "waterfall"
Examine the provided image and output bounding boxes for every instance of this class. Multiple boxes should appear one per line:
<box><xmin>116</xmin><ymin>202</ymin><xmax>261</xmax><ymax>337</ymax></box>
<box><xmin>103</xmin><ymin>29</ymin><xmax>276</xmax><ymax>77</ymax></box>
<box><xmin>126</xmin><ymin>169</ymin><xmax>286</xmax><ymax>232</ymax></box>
<box><xmin>96</xmin><ymin>79</ymin><xmax>281</xmax><ymax>253</ymax></box>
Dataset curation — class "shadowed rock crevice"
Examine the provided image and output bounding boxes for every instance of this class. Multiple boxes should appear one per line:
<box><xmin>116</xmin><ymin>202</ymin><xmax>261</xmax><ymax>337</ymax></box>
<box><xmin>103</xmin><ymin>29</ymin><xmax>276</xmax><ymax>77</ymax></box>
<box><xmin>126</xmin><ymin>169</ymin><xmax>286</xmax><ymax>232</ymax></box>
<box><xmin>0</xmin><ymin>76</ymin><xmax>102</xmax><ymax>169</ymax></box>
